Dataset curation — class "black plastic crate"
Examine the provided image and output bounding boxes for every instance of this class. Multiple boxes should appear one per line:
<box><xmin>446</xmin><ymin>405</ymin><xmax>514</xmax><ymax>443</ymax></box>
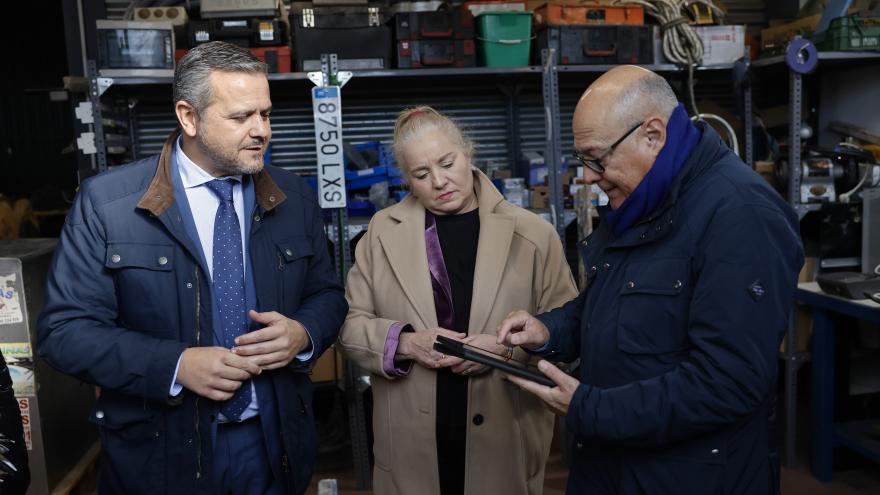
<box><xmin>536</xmin><ymin>25</ymin><xmax>653</xmax><ymax>65</ymax></box>
<box><xmin>397</xmin><ymin>39</ymin><xmax>476</xmax><ymax>68</ymax></box>
<box><xmin>394</xmin><ymin>8</ymin><xmax>474</xmax><ymax>40</ymax></box>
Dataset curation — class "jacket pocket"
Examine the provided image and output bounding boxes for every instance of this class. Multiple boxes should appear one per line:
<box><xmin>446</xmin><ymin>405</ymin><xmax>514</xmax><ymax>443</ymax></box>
<box><xmin>104</xmin><ymin>242</ymin><xmax>177</xmax><ymax>335</ymax></box>
<box><xmin>90</xmin><ymin>394</ymin><xmax>165</xmax><ymax>492</ymax></box>
<box><xmin>105</xmin><ymin>242</ymin><xmax>174</xmax><ymax>272</ymax></box>
<box><xmin>616</xmin><ymin>258</ymin><xmax>691</xmax><ymax>355</ymax></box>
<box><xmin>274</xmin><ymin>237</ymin><xmax>315</xmax><ymax>311</ymax></box>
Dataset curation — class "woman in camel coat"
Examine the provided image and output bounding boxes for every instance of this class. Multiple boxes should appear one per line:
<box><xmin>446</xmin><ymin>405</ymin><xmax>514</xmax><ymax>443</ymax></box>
<box><xmin>338</xmin><ymin>106</ymin><xmax>577</xmax><ymax>495</ymax></box>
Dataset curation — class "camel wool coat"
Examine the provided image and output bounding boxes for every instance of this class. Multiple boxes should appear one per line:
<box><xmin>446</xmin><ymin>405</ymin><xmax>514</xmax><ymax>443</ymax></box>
<box><xmin>338</xmin><ymin>170</ymin><xmax>578</xmax><ymax>495</ymax></box>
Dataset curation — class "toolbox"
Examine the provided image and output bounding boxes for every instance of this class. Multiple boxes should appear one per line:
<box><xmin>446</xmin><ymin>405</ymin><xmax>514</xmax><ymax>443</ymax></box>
<box><xmin>536</xmin><ymin>25</ymin><xmax>653</xmax><ymax>65</ymax></box>
<box><xmin>533</xmin><ymin>3</ymin><xmax>644</xmax><ymax>28</ymax></box>
<box><xmin>813</xmin><ymin>15</ymin><xmax>880</xmax><ymax>51</ymax></box>
<box><xmin>250</xmin><ymin>46</ymin><xmax>292</xmax><ymax>72</ymax></box>
<box><xmin>397</xmin><ymin>39</ymin><xmax>476</xmax><ymax>67</ymax></box>
<box><xmin>290</xmin><ymin>5</ymin><xmax>393</xmax><ymax>71</ymax></box>
<box><xmin>394</xmin><ymin>8</ymin><xmax>475</xmax><ymax>40</ymax></box>
<box><xmin>174</xmin><ymin>46</ymin><xmax>292</xmax><ymax>72</ymax></box>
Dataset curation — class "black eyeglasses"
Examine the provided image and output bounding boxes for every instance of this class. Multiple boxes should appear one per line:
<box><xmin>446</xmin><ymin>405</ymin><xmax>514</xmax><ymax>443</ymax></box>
<box><xmin>572</xmin><ymin>122</ymin><xmax>643</xmax><ymax>174</ymax></box>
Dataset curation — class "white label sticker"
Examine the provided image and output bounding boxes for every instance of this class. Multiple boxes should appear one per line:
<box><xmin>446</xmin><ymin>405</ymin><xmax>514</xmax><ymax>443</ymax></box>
<box><xmin>1</xmin><ymin>343</ymin><xmax>34</xmax><ymax>396</ymax></box>
<box><xmin>0</xmin><ymin>274</ymin><xmax>23</xmax><ymax>325</ymax></box>
<box><xmin>312</xmin><ymin>86</ymin><xmax>347</xmax><ymax>208</ymax></box>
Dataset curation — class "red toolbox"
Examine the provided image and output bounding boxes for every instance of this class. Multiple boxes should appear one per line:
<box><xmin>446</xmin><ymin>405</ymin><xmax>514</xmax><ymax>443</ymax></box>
<box><xmin>175</xmin><ymin>47</ymin><xmax>292</xmax><ymax>73</ymax></box>
<box><xmin>394</xmin><ymin>8</ymin><xmax>475</xmax><ymax>40</ymax></box>
<box><xmin>397</xmin><ymin>40</ymin><xmax>476</xmax><ymax>67</ymax></box>
<box><xmin>533</xmin><ymin>3</ymin><xmax>644</xmax><ymax>28</ymax></box>
<box><xmin>250</xmin><ymin>46</ymin><xmax>292</xmax><ymax>73</ymax></box>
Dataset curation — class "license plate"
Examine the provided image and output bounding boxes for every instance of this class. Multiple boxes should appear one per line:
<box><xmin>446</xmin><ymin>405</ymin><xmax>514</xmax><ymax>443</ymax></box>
<box><xmin>311</xmin><ymin>86</ymin><xmax>346</xmax><ymax>208</ymax></box>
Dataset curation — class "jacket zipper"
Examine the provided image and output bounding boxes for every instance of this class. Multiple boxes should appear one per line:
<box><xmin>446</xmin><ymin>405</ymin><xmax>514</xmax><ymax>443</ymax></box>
<box><xmin>194</xmin><ymin>265</ymin><xmax>203</xmax><ymax>480</ymax></box>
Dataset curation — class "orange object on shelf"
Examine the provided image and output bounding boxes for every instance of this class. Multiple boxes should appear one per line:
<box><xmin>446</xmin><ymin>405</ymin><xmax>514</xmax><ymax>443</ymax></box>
<box><xmin>533</xmin><ymin>3</ymin><xmax>644</xmax><ymax>28</ymax></box>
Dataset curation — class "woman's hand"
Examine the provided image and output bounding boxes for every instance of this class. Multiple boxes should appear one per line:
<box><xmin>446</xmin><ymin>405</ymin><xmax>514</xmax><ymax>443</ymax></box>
<box><xmin>397</xmin><ymin>328</ymin><xmax>465</xmax><ymax>370</ymax></box>
<box><xmin>451</xmin><ymin>333</ymin><xmax>508</xmax><ymax>377</ymax></box>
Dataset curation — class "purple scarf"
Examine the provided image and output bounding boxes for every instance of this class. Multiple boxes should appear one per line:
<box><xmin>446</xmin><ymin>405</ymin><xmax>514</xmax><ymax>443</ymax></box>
<box><xmin>603</xmin><ymin>104</ymin><xmax>701</xmax><ymax>238</ymax></box>
<box><xmin>425</xmin><ymin>211</ymin><xmax>455</xmax><ymax>328</ymax></box>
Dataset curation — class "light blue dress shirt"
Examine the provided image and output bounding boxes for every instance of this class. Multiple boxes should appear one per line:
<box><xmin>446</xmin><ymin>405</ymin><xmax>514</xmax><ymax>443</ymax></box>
<box><xmin>169</xmin><ymin>138</ymin><xmax>313</xmax><ymax>421</ymax></box>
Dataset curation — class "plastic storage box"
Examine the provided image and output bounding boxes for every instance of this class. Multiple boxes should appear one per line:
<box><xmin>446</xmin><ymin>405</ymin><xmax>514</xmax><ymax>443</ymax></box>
<box><xmin>813</xmin><ymin>15</ymin><xmax>880</xmax><ymax>51</ymax></box>
<box><xmin>476</xmin><ymin>12</ymin><xmax>533</xmax><ymax>66</ymax></box>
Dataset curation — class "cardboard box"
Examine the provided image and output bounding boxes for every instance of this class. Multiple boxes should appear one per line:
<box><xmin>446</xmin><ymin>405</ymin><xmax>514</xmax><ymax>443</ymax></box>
<box><xmin>761</xmin><ymin>13</ymin><xmax>823</xmax><ymax>52</ymax></box>
<box><xmin>654</xmin><ymin>25</ymin><xmax>745</xmax><ymax>65</ymax></box>
<box><xmin>531</xmin><ymin>186</ymin><xmax>549</xmax><ymax>209</ymax></box>
<box><xmin>310</xmin><ymin>346</ymin><xmax>344</xmax><ymax>383</ymax></box>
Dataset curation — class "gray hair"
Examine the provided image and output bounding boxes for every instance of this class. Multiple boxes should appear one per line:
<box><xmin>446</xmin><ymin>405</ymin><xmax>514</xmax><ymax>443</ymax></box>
<box><xmin>615</xmin><ymin>72</ymin><xmax>679</xmax><ymax>127</ymax></box>
<box><xmin>173</xmin><ymin>41</ymin><xmax>267</xmax><ymax>115</ymax></box>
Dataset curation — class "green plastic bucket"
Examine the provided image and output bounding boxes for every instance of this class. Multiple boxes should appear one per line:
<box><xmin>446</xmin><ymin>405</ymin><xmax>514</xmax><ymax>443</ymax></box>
<box><xmin>476</xmin><ymin>12</ymin><xmax>533</xmax><ymax>67</ymax></box>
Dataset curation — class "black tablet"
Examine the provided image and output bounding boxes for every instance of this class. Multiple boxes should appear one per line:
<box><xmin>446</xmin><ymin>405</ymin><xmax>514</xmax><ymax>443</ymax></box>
<box><xmin>433</xmin><ymin>335</ymin><xmax>556</xmax><ymax>388</ymax></box>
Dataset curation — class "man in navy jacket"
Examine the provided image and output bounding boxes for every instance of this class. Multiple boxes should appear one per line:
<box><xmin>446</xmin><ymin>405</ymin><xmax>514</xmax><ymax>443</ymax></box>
<box><xmin>37</xmin><ymin>42</ymin><xmax>346</xmax><ymax>494</ymax></box>
<box><xmin>498</xmin><ymin>66</ymin><xmax>803</xmax><ymax>494</ymax></box>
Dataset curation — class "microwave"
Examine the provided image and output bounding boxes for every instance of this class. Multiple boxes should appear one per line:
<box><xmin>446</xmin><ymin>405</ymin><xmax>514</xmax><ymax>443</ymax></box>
<box><xmin>96</xmin><ymin>20</ymin><xmax>175</xmax><ymax>77</ymax></box>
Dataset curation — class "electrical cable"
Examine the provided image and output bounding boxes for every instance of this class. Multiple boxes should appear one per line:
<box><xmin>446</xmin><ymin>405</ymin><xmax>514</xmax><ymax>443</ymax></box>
<box><xmin>691</xmin><ymin>113</ymin><xmax>739</xmax><ymax>156</ymax></box>
<box><xmin>613</xmin><ymin>0</ymin><xmax>724</xmax><ymax>116</ymax></box>
<box><xmin>838</xmin><ymin>161</ymin><xmax>873</xmax><ymax>203</ymax></box>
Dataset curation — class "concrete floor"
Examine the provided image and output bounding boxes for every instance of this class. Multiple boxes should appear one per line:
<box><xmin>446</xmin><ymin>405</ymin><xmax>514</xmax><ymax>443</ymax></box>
<box><xmin>308</xmin><ymin>451</ymin><xmax>880</xmax><ymax>495</ymax></box>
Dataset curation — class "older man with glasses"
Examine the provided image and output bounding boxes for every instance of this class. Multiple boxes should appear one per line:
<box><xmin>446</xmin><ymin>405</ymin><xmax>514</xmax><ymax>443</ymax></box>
<box><xmin>497</xmin><ymin>65</ymin><xmax>804</xmax><ymax>495</ymax></box>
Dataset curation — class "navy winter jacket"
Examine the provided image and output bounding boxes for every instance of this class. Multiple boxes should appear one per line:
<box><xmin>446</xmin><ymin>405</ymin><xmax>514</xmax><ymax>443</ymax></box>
<box><xmin>37</xmin><ymin>133</ymin><xmax>347</xmax><ymax>494</ymax></box>
<box><xmin>536</xmin><ymin>124</ymin><xmax>804</xmax><ymax>494</ymax></box>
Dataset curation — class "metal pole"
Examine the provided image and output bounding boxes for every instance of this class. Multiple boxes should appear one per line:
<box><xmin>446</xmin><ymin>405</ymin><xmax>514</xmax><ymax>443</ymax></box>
<box><xmin>742</xmin><ymin>52</ymin><xmax>754</xmax><ymax>168</ymax></box>
<box><xmin>541</xmin><ymin>48</ymin><xmax>565</xmax><ymax>240</ymax></box>
<box><xmin>789</xmin><ymin>71</ymin><xmax>804</xmax><ymax>217</ymax></box>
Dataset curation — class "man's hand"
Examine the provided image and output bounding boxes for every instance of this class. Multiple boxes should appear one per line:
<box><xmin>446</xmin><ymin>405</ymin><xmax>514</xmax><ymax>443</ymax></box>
<box><xmin>398</xmin><ymin>328</ymin><xmax>465</xmax><ymax>370</ymax></box>
<box><xmin>505</xmin><ymin>360</ymin><xmax>579</xmax><ymax>415</ymax></box>
<box><xmin>177</xmin><ymin>347</ymin><xmax>262</xmax><ymax>401</ymax></box>
<box><xmin>496</xmin><ymin>310</ymin><xmax>550</xmax><ymax>350</ymax></box>
<box><xmin>232</xmin><ymin>310</ymin><xmax>311</xmax><ymax>370</ymax></box>
<box><xmin>450</xmin><ymin>333</ymin><xmax>503</xmax><ymax>376</ymax></box>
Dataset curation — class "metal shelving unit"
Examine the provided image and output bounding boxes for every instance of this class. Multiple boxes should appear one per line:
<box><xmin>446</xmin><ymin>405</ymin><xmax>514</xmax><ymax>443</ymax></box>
<box><xmin>748</xmin><ymin>47</ymin><xmax>880</xmax><ymax>471</ymax></box>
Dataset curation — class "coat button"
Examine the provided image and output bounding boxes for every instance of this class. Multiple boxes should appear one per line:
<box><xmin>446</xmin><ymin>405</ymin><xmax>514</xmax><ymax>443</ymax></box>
<box><xmin>655</xmin><ymin>224</ymin><xmax>662</xmax><ymax>231</ymax></box>
<box><xmin>111</xmin><ymin>254</ymin><xmax>121</xmax><ymax>263</ymax></box>
<box><xmin>472</xmin><ymin>414</ymin><xmax>484</xmax><ymax>426</ymax></box>
<box><xmin>603</xmin><ymin>263</ymin><xmax>611</xmax><ymax>271</ymax></box>
<box><xmin>711</xmin><ymin>448</ymin><xmax>719</xmax><ymax>455</ymax></box>
<box><xmin>186</xmin><ymin>283</ymin><xmax>193</xmax><ymax>289</ymax></box>
<box><xmin>285</xmin><ymin>249</ymin><xmax>293</xmax><ymax>257</ymax></box>
<box><xmin>158</xmin><ymin>256</ymin><xmax>168</xmax><ymax>266</ymax></box>
<box><xmin>254</xmin><ymin>215</ymin><xmax>261</xmax><ymax>222</ymax></box>
<box><xmin>639</xmin><ymin>233</ymin><xmax>646</xmax><ymax>239</ymax></box>
<box><xmin>95</xmin><ymin>410</ymin><xmax>105</xmax><ymax>419</ymax></box>
<box><xmin>269</xmin><ymin>195</ymin><xmax>276</xmax><ymax>202</ymax></box>
<box><xmin>576</xmin><ymin>442</ymin><xmax>583</xmax><ymax>449</ymax></box>
<box><xmin>590</xmin><ymin>265</ymin><xmax>597</xmax><ymax>272</ymax></box>
<box><xmin>673</xmin><ymin>280</ymin><xmax>682</xmax><ymax>289</ymax></box>
<box><xmin>626</xmin><ymin>281</ymin><xmax>635</xmax><ymax>289</ymax></box>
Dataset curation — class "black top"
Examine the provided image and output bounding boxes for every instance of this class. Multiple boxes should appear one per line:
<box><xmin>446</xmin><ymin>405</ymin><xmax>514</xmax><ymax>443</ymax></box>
<box><xmin>433</xmin><ymin>208</ymin><xmax>479</xmax><ymax>495</ymax></box>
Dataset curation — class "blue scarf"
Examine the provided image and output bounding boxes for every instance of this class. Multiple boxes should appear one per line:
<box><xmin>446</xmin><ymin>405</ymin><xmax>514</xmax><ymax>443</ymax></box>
<box><xmin>603</xmin><ymin>104</ymin><xmax>701</xmax><ymax>238</ymax></box>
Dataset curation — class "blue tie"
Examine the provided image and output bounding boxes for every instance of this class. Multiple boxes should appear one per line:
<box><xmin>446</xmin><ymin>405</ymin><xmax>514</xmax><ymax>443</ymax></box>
<box><xmin>205</xmin><ymin>179</ymin><xmax>250</xmax><ymax>421</ymax></box>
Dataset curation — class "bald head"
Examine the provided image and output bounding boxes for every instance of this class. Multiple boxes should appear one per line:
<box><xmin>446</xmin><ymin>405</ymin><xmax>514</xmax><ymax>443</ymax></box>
<box><xmin>573</xmin><ymin>66</ymin><xmax>678</xmax><ymax>139</ymax></box>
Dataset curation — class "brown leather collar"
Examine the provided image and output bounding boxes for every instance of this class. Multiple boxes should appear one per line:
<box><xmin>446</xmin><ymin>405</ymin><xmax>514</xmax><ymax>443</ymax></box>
<box><xmin>137</xmin><ymin>130</ymin><xmax>287</xmax><ymax>216</ymax></box>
